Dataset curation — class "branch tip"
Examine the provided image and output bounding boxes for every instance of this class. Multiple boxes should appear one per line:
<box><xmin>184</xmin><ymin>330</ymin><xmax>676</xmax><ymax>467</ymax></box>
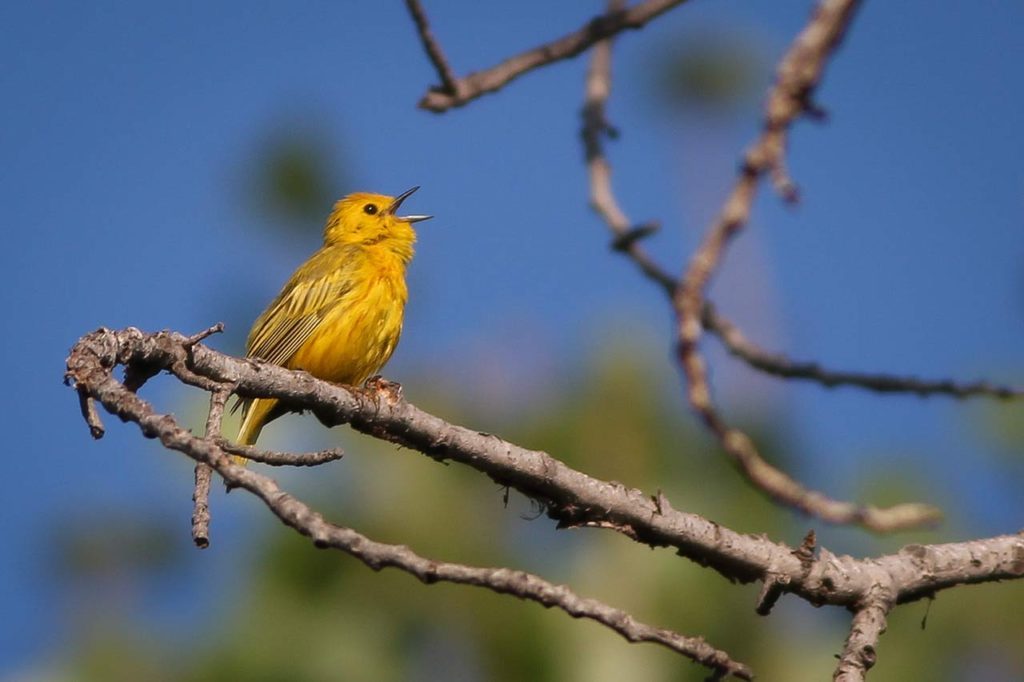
<box><xmin>184</xmin><ymin>322</ymin><xmax>225</xmax><ymax>348</ymax></box>
<box><xmin>191</xmin><ymin>462</ymin><xmax>213</xmax><ymax>549</ymax></box>
<box><xmin>77</xmin><ymin>390</ymin><xmax>105</xmax><ymax>439</ymax></box>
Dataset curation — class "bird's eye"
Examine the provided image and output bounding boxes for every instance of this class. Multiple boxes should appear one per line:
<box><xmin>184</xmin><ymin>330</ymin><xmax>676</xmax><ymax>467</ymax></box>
<box><xmin>363</xmin><ymin>203</ymin><xmax>378</xmax><ymax>215</ymax></box>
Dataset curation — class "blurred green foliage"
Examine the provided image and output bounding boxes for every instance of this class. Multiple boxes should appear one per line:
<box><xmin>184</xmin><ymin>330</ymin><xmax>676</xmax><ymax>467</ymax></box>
<box><xmin>650</xmin><ymin>31</ymin><xmax>766</xmax><ymax>117</ymax></box>
<box><xmin>245</xmin><ymin>124</ymin><xmax>351</xmax><ymax>234</ymax></box>
<box><xmin>40</xmin><ymin>346</ymin><xmax>1024</xmax><ymax>682</ymax></box>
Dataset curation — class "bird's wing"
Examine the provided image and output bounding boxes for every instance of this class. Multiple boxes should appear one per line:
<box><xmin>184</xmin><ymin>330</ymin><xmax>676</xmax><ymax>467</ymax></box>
<box><xmin>245</xmin><ymin>247</ymin><xmax>360</xmax><ymax>366</ymax></box>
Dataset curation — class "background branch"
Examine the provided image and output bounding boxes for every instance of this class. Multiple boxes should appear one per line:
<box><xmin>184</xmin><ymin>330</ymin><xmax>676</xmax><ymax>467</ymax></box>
<box><xmin>413</xmin><ymin>0</ymin><xmax>692</xmax><ymax>112</ymax></box>
<box><xmin>703</xmin><ymin>303</ymin><xmax>1024</xmax><ymax>400</ymax></box>
<box><xmin>404</xmin><ymin>0</ymin><xmax>459</xmax><ymax>95</ymax></box>
<box><xmin>666</xmin><ymin>0</ymin><xmax>934</xmax><ymax>531</ymax></box>
<box><xmin>582</xmin><ymin>0</ymin><xmax>947</xmax><ymax>532</ymax></box>
<box><xmin>578</xmin><ymin>9</ymin><xmax>1018</xmax><ymax>406</ymax></box>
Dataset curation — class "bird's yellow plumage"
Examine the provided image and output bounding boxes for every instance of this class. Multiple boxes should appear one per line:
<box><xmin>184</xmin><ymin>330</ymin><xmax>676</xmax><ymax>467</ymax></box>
<box><xmin>235</xmin><ymin>187</ymin><xmax>431</xmax><ymax>452</ymax></box>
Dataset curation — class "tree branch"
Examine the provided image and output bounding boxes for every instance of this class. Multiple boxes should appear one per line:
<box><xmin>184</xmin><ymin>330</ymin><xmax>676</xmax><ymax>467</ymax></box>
<box><xmin>65</xmin><ymin>327</ymin><xmax>1024</xmax><ymax>610</ymax></box>
<box><xmin>64</xmin><ymin>326</ymin><xmax>1024</xmax><ymax>676</ymax></box>
<box><xmin>65</xmin><ymin>329</ymin><xmax>751</xmax><ymax>679</ymax></box>
<box><xmin>581</xmin><ymin>0</ymin><xmax>951</xmax><ymax>531</ymax></box>
<box><xmin>702</xmin><ymin>303</ymin><xmax>1024</xmax><ymax>400</ymax></box>
<box><xmin>580</xmin><ymin>3</ymin><xmax>676</xmax><ymax>298</ymax></box>
<box><xmin>215</xmin><ymin>439</ymin><xmax>345</xmax><ymax>467</ymax></box>
<box><xmin>666</xmin><ymin>0</ymin><xmax>938</xmax><ymax>531</ymax></box>
<box><xmin>191</xmin><ymin>388</ymin><xmax>229</xmax><ymax>548</ymax></box>
<box><xmin>404</xmin><ymin>0</ymin><xmax>459</xmax><ymax>95</ymax></box>
<box><xmin>412</xmin><ymin>0</ymin><xmax>693</xmax><ymax>112</ymax></box>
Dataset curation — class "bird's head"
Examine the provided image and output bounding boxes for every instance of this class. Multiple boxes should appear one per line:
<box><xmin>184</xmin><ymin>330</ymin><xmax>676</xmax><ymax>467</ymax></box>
<box><xmin>322</xmin><ymin>187</ymin><xmax>431</xmax><ymax>259</ymax></box>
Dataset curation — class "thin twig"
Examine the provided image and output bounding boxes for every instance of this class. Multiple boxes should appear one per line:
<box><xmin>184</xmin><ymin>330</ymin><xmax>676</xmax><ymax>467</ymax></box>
<box><xmin>192</xmin><ymin>388</ymin><xmax>229</xmax><ymax>548</ymax></box>
<box><xmin>668</xmin><ymin>0</ymin><xmax>935</xmax><ymax>531</ymax></box>
<box><xmin>404</xmin><ymin>0</ymin><xmax>459</xmax><ymax>95</ymax></box>
<box><xmin>76</xmin><ymin>389</ymin><xmax>105</xmax><ymax>439</ymax></box>
<box><xmin>581</xmin><ymin>12</ymin><xmax>675</xmax><ymax>298</ymax></box>
<box><xmin>833</xmin><ymin>599</ymin><xmax>892</xmax><ymax>681</ymax></box>
<box><xmin>183</xmin><ymin>322</ymin><xmax>224</xmax><ymax>347</ymax></box>
<box><xmin>417</xmin><ymin>0</ymin><xmax>692</xmax><ymax>112</ymax></box>
<box><xmin>216</xmin><ymin>439</ymin><xmax>345</xmax><ymax>467</ymax></box>
<box><xmin>191</xmin><ymin>463</ymin><xmax>212</xmax><ymax>549</ymax></box>
<box><xmin>702</xmin><ymin>303</ymin><xmax>1024</xmax><ymax>399</ymax></box>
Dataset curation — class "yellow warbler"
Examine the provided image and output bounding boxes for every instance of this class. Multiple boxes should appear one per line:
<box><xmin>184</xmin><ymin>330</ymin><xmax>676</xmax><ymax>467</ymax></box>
<box><xmin>235</xmin><ymin>187</ymin><xmax>431</xmax><ymax>452</ymax></box>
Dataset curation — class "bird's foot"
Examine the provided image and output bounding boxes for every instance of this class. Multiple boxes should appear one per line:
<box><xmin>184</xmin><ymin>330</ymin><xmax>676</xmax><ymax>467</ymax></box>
<box><xmin>364</xmin><ymin>375</ymin><xmax>403</xmax><ymax>404</ymax></box>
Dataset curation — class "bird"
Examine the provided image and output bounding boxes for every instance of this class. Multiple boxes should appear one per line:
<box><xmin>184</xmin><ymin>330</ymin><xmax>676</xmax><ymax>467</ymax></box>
<box><xmin>234</xmin><ymin>186</ymin><xmax>431</xmax><ymax>455</ymax></box>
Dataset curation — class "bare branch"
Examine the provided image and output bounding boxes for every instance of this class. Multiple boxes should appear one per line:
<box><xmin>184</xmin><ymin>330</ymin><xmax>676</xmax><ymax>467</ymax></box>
<box><xmin>833</xmin><ymin>599</ymin><xmax>892</xmax><ymax>681</ymax></box>
<box><xmin>65</xmin><ymin>327</ymin><xmax>1024</xmax><ymax>608</ymax></box>
<box><xmin>580</xmin><ymin>8</ymin><xmax>675</xmax><ymax>298</ymax></box>
<box><xmin>404</xmin><ymin>0</ymin><xmax>459</xmax><ymax>95</ymax></box>
<box><xmin>578</xmin><ymin>0</ymin><xmax>1019</xmax><ymax>414</ymax></box>
<box><xmin>703</xmin><ymin>303</ymin><xmax>1024</xmax><ymax>399</ymax></box>
<box><xmin>215</xmin><ymin>439</ymin><xmax>345</xmax><ymax>467</ymax></box>
<box><xmin>581</xmin><ymin>0</ymin><xmax>941</xmax><ymax>530</ymax></box>
<box><xmin>668</xmin><ymin>0</ymin><xmax>931</xmax><ymax>530</ymax></box>
<box><xmin>75</xmin><ymin>388</ymin><xmax>105</xmax><ymax>439</ymax></box>
<box><xmin>191</xmin><ymin>461</ymin><xmax>213</xmax><ymax>549</ymax></box>
<box><xmin>66</xmin><ymin>326</ymin><xmax>1024</xmax><ymax>675</ymax></box>
<box><xmin>417</xmin><ymin>0</ymin><xmax>692</xmax><ymax>112</ymax></box>
<box><xmin>183</xmin><ymin>321</ymin><xmax>224</xmax><ymax>347</ymax></box>
<box><xmin>65</xmin><ymin>331</ymin><xmax>751</xmax><ymax>679</ymax></box>
<box><xmin>191</xmin><ymin>389</ymin><xmax>229</xmax><ymax>548</ymax></box>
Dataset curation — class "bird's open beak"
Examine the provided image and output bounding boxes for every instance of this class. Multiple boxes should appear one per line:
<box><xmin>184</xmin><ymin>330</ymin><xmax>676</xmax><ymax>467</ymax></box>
<box><xmin>387</xmin><ymin>186</ymin><xmax>432</xmax><ymax>223</ymax></box>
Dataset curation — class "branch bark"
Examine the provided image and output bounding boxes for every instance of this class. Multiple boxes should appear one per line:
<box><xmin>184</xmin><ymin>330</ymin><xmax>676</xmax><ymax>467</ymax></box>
<box><xmin>833</xmin><ymin>598</ymin><xmax>892</xmax><ymax>681</ymax></box>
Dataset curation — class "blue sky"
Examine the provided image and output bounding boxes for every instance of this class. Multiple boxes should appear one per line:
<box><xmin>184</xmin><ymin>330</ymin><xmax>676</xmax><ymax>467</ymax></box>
<box><xmin>2</xmin><ymin>0</ymin><xmax>1022</xmax><ymax>673</ymax></box>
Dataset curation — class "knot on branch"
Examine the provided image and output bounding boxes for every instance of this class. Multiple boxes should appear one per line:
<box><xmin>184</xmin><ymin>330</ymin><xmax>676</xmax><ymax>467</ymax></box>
<box><xmin>611</xmin><ymin>222</ymin><xmax>660</xmax><ymax>251</ymax></box>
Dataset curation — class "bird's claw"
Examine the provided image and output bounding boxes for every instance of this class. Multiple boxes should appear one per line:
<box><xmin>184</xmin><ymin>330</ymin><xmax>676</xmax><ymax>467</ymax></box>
<box><xmin>364</xmin><ymin>375</ymin><xmax>403</xmax><ymax>404</ymax></box>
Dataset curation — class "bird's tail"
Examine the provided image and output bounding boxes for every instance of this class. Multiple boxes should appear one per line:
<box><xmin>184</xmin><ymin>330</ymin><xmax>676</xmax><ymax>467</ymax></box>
<box><xmin>234</xmin><ymin>397</ymin><xmax>279</xmax><ymax>464</ymax></box>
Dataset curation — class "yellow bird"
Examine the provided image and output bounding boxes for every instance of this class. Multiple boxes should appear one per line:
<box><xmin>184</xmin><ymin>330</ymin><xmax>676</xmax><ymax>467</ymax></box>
<box><xmin>235</xmin><ymin>186</ymin><xmax>431</xmax><ymax>452</ymax></box>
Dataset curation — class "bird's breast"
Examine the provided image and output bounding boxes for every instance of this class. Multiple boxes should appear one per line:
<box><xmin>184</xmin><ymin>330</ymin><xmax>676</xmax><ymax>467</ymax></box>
<box><xmin>289</xmin><ymin>271</ymin><xmax>408</xmax><ymax>386</ymax></box>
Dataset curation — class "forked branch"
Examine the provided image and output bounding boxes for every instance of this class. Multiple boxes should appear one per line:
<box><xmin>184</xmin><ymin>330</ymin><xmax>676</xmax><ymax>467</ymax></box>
<box><xmin>409</xmin><ymin>0</ymin><xmax>693</xmax><ymax>112</ymax></box>
<box><xmin>65</xmin><ymin>328</ymin><xmax>1024</xmax><ymax>679</ymax></box>
<box><xmin>583</xmin><ymin>0</ymin><xmax>947</xmax><ymax>532</ymax></box>
<box><xmin>665</xmin><ymin>0</ymin><xmax>943</xmax><ymax>531</ymax></box>
<box><xmin>66</xmin><ymin>328</ymin><xmax>1024</xmax><ymax>600</ymax></box>
<box><xmin>65</xmin><ymin>328</ymin><xmax>751</xmax><ymax>679</ymax></box>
